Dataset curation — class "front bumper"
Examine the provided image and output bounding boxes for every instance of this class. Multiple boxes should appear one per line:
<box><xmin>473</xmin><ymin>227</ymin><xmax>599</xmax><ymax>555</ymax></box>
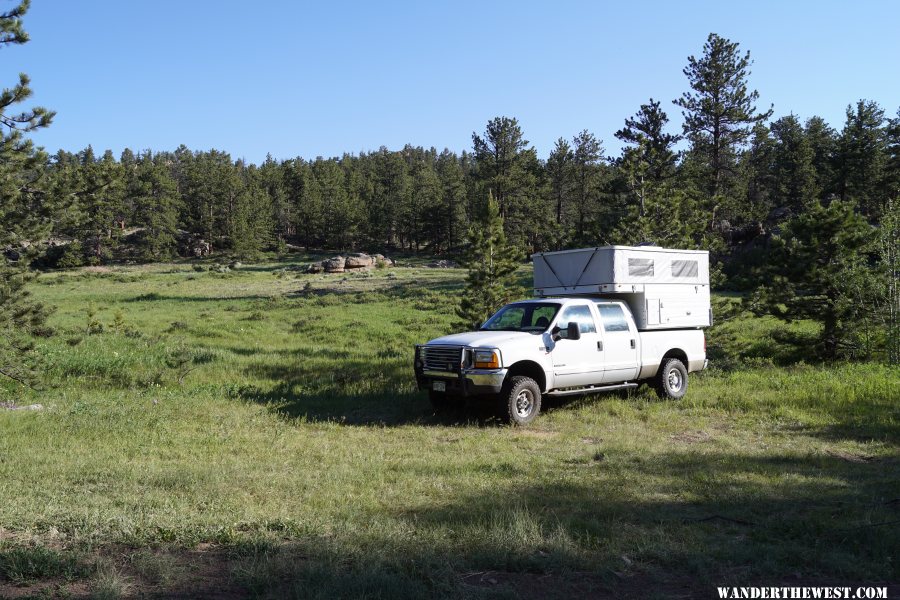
<box><xmin>416</xmin><ymin>368</ymin><xmax>507</xmax><ymax>396</ymax></box>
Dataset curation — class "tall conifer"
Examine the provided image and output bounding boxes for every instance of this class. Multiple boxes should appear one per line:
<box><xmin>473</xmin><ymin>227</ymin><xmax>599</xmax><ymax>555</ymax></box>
<box><xmin>456</xmin><ymin>193</ymin><xmax>521</xmax><ymax>330</ymax></box>
<box><xmin>0</xmin><ymin>0</ymin><xmax>54</xmax><ymax>386</ymax></box>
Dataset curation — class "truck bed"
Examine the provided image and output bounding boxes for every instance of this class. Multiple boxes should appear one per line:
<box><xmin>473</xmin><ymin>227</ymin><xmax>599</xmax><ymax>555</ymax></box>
<box><xmin>637</xmin><ymin>328</ymin><xmax>706</xmax><ymax>379</ymax></box>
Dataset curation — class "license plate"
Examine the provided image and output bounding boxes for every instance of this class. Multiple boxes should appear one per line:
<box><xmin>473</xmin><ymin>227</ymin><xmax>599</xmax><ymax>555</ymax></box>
<box><xmin>432</xmin><ymin>381</ymin><xmax>446</xmax><ymax>392</ymax></box>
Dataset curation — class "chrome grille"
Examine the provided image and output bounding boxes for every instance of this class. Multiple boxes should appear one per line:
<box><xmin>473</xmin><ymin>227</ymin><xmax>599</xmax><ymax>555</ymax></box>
<box><xmin>421</xmin><ymin>345</ymin><xmax>464</xmax><ymax>372</ymax></box>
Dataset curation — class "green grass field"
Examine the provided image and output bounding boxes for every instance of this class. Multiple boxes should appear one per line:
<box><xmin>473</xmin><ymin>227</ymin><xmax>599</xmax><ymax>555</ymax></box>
<box><xmin>0</xmin><ymin>257</ymin><xmax>897</xmax><ymax>599</ymax></box>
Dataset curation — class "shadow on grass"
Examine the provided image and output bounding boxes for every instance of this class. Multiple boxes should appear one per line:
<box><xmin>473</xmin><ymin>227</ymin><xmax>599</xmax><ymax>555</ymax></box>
<box><xmin>236</xmin><ymin>350</ymin><xmax>622</xmax><ymax>427</ymax></box>
<box><xmin>383</xmin><ymin>450</ymin><xmax>900</xmax><ymax>585</ymax></box>
<box><xmin>235</xmin><ymin>353</ymin><xmax>481</xmax><ymax>426</ymax></box>
<box><xmin>0</xmin><ymin>422</ymin><xmax>900</xmax><ymax>598</ymax></box>
<box><xmin>126</xmin><ymin>293</ymin><xmax>275</xmax><ymax>303</ymax></box>
<box><xmin>9</xmin><ymin>448</ymin><xmax>896</xmax><ymax>598</ymax></box>
<box><xmin>707</xmin><ymin>325</ymin><xmax>821</xmax><ymax>369</ymax></box>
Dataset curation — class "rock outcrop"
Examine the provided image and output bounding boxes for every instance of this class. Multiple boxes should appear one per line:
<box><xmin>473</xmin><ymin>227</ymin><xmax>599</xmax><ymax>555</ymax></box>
<box><xmin>304</xmin><ymin>253</ymin><xmax>393</xmax><ymax>274</ymax></box>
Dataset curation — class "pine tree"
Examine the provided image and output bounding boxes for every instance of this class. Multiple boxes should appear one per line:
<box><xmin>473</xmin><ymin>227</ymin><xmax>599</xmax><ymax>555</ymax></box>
<box><xmin>435</xmin><ymin>149</ymin><xmax>467</xmax><ymax>254</ymax></box>
<box><xmin>0</xmin><ymin>0</ymin><xmax>54</xmax><ymax>387</ymax></box>
<box><xmin>751</xmin><ymin>200</ymin><xmax>874</xmax><ymax>359</ymax></box>
<box><xmin>181</xmin><ymin>149</ymin><xmax>239</xmax><ymax>242</ymax></box>
<box><xmin>75</xmin><ymin>147</ymin><xmax>125</xmax><ymax>263</ymax></box>
<box><xmin>877</xmin><ymin>196</ymin><xmax>899</xmax><ymax>364</ymax></box>
<box><xmin>409</xmin><ymin>157</ymin><xmax>442</xmax><ymax>252</ymax></box>
<box><xmin>771</xmin><ymin>114</ymin><xmax>818</xmax><ymax>213</ymax></box>
<box><xmin>314</xmin><ymin>158</ymin><xmax>358</xmax><ymax>250</ymax></box>
<box><xmin>230</xmin><ymin>178</ymin><xmax>274</xmax><ymax>258</ymax></box>
<box><xmin>260</xmin><ymin>154</ymin><xmax>292</xmax><ymax>247</ymax></box>
<box><xmin>615</xmin><ymin>99</ymin><xmax>680</xmax><ymax>184</ymax></box>
<box><xmin>835</xmin><ymin>100</ymin><xmax>888</xmax><ymax>219</ymax></box>
<box><xmin>615</xmin><ymin>100</ymin><xmax>682</xmax><ymax>227</ymax></box>
<box><xmin>43</xmin><ymin>150</ymin><xmax>81</xmax><ymax>248</ymax></box>
<box><xmin>456</xmin><ymin>193</ymin><xmax>521</xmax><ymax>330</ymax></box>
<box><xmin>132</xmin><ymin>153</ymin><xmax>179</xmax><ymax>260</ymax></box>
<box><xmin>880</xmin><ymin>111</ymin><xmax>900</xmax><ymax>363</ymax></box>
<box><xmin>471</xmin><ymin>117</ymin><xmax>544</xmax><ymax>247</ymax></box>
<box><xmin>804</xmin><ymin>116</ymin><xmax>838</xmax><ymax>198</ymax></box>
<box><xmin>570</xmin><ymin>130</ymin><xmax>605</xmax><ymax>244</ymax></box>
<box><xmin>738</xmin><ymin>123</ymin><xmax>776</xmax><ymax>222</ymax></box>
<box><xmin>675</xmin><ymin>33</ymin><xmax>773</xmax><ymax>213</ymax></box>
<box><xmin>368</xmin><ymin>149</ymin><xmax>409</xmax><ymax>248</ymax></box>
<box><xmin>612</xmin><ymin>184</ymin><xmax>706</xmax><ymax>249</ymax></box>
<box><xmin>546</xmin><ymin>138</ymin><xmax>573</xmax><ymax>226</ymax></box>
<box><xmin>286</xmin><ymin>159</ymin><xmax>324</xmax><ymax>250</ymax></box>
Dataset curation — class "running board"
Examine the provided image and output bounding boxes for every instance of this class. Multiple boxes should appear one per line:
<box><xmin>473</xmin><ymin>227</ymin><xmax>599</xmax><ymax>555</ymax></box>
<box><xmin>545</xmin><ymin>382</ymin><xmax>638</xmax><ymax>398</ymax></box>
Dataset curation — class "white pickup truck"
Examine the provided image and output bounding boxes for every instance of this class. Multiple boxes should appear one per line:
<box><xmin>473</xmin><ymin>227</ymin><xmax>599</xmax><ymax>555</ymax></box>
<box><xmin>414</xmin><ymin>297</ymin><xmax>707</xmax><ymax>424</ymax></box>
<box><xmin>414</xmin><ymin>245</ymin><xmax>711</xmax><ymax>424</ymax></box>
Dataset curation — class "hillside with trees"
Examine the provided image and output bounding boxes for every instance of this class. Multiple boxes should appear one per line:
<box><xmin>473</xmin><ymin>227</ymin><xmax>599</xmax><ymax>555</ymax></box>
<box><xmin>2</xmin><ymin>27</ymin><xmax>899</xmax><ymax>362</ymax></box>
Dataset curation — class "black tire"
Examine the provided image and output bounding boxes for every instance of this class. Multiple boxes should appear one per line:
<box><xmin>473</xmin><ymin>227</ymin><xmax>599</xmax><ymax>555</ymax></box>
<box><xmin>429</xmin><ymin>389</ymin><xmax>462</xmax><ymax>412</ymax></box>
<box><xmin>499</xmin><ymin>376</ymin><xmax>542</xmax><ymax>426</ymax></box>
<box><xmin>655</xmin><ymin>358</ymin><xmax>688</xmax><ymax>399</ymax></box>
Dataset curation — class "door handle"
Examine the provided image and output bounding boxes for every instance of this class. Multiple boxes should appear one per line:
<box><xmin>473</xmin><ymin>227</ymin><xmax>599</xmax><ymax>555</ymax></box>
<box><xmin>597</xmin><ymin>341</ymin><xmax>603</xmax><ymax>351</ymax></box>
<box><xmin>630</xmin><ymin>339</ymin><xmax>635</xmax><ymax>349</ymax></box>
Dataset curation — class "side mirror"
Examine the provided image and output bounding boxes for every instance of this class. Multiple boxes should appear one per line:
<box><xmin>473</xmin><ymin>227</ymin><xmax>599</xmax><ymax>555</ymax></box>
<box><xmin>550</xmin><ymin>325</ymin><xmax>561</xmax><ymax>341</ymax></box>
<box><xmin>566</xmin><ymin>322</ymin><xmax>581</xmax><ymax>341</ymax></box>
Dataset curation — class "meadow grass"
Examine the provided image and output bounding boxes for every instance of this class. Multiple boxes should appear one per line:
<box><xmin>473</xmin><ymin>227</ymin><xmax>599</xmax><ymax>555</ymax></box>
<box><xmin>0</xmin><ymin>257</ymin><xmax>897</xmax><ymax>598</ymax></box>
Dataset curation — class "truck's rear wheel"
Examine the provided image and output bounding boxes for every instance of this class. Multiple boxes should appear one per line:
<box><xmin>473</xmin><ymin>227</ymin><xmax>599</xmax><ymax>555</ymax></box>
<box><xmin>500</xmin><ymin>376</ymin><xmax>541</xmax><ymax>426</ymax></box>
<box><xmin>655</xmin><ymin>358</ymin><xmax>688</xmax><ymax>399</ymax></box>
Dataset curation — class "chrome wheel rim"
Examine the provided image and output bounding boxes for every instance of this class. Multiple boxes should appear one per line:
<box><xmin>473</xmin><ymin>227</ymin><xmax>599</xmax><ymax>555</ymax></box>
<box><xmin>667</xmin><ymin>368</ymin><xmax>683</xmax><ymax>392</ymax></box>
<box><xmin>515</xmin><ymin>389</ymin><xmax>533</xmax><ymax>418</ymax></box>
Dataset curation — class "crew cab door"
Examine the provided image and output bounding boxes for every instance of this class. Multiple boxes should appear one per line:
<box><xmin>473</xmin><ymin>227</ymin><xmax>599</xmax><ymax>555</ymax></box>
<box><xmin>550</xmin><ymin>303</ymin><xmax>603</xmax><ymax>388</ymax></box>
<box><xmin>595</xmin><ymin>302</ymin><xmax>640</xmax><ymax>383</ymax></box>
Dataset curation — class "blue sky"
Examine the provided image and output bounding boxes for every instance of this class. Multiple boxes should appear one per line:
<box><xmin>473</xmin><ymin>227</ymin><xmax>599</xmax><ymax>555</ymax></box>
<box><xmin>9</xmin><ymin>0</ymin><xmax>900</xmax><ymax>163</ymax></box>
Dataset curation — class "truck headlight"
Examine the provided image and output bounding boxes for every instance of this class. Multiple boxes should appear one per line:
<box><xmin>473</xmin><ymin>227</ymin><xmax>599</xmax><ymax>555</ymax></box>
<box><xmin>473</xmin><ymin>349</ymin><xmax>500</xmax><ymax>369</ymax></box>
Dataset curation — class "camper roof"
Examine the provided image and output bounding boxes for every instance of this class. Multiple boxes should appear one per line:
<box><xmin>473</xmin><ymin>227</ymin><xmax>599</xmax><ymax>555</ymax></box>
<box><xmin>533</xmin><ymin>245</ymin><xmax>708</xmax><ymax>257</ymax></box>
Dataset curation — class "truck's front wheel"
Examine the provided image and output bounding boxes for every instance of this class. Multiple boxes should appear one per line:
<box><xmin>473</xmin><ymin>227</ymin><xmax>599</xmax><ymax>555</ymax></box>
<box><xmin>500</xmin><ymin>376</ymin><xmax>541</xmax><ymax>426</ymax></box>
<box><xmin>655</xmin><ymin>358</ymin><xmax>688</xmax><ymax>399</ymax></box>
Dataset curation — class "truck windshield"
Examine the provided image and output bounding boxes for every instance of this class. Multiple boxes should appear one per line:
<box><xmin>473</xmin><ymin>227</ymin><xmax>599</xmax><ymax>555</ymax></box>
<box><xmin>480</xmin><ymin>303</ymin><xmax>561</xmax><ymax>333</ymax></box>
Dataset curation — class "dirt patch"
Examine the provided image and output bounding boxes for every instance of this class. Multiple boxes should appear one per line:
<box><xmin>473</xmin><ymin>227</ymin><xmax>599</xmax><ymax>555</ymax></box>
<box><xmin>670</xmin><ymin>430</ymin><xmax>711</xmax><ymax>444</ymax></box>
<box><xmin>0</xmin><ymin>402</ymin><xmax>44</xmax><ymax>411</ymax></box>
<box><xmin>0</xmin><ymin>580</ymin><xmax>91</xmax><ymax>599</ymax></box>
<box><xmin>0</xmin><ymin>544</ymin><xmax>246</xmax><ymax>600</ymax></box>
<box><xmin>117</xmin><ymin>544</ymin><xmax>246</xmax><ymax>599</ymax></box>
<box><xmin>460</xmin><ymin>570</ymin><xmax>612</xmax><ymax>598</ymax></box>
<box><xmin>516</xmin><ymin>429</ymin><xmax>557</xmax><ymax>439</ymax></box>
<box><xmin>825</xmin><ymin>449</ymin><xmax>877</xmax><ymax>463</ymax></box>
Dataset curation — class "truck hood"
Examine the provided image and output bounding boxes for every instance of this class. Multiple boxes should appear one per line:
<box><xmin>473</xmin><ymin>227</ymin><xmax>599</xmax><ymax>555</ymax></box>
<box><xmin>425</xmin><ymin>330</ymin><xmax>538</xmax><ymax>348</ymax></box>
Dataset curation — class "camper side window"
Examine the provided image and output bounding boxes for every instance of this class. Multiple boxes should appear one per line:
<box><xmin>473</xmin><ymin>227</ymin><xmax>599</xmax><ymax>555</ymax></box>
<box><xmin>596</xmin><ymin>304</ymin><xmax>630</xmax><ymax>332</ymax></box>
<box><xmin>672</xmin><ymin>260</ymin><xmax>699</xmax><ymax>278</ymax></box>
<box><xmin>628</xmin><ymin>258</ymin><xmax>654</xmax><ymax>277</ymax></box>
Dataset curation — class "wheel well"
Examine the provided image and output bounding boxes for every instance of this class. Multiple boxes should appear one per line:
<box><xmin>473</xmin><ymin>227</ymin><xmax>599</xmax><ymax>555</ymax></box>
<box><xmin>505</xmin><ymin>360</ymin><xmax>547</xmax><ymax>392</ymax></box>
<box><xmin>661</xmin><ymin>348</ymin><xmax>688</xmax><ymax>368</ymax></box>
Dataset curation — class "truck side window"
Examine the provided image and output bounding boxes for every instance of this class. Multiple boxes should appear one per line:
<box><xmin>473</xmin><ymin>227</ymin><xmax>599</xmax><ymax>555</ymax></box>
<box><xmin>597</xmin><ymin>304</ymin><xmax>630</xmax><ymax>332</ymax></box>
<box><xmin>530</xmin><ymin>306</ymin><xmax>556</xmax><ymax>328</ymax></box>
<box><xmin>557</xmin><ymin>305</ymin><xmax>596</xmax><ymax>334</ymax></box>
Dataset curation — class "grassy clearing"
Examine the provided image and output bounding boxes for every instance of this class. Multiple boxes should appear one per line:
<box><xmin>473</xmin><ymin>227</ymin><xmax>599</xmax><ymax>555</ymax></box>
<box><xmin>0</xmin><ymin>257</ymin><xmax>897</xmax><ymax>598</ymax></box>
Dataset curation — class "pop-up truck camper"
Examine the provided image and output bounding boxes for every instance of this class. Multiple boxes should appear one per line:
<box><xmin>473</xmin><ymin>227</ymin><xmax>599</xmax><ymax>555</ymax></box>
<box><xmin>415</xmin><ymin>245</ymin><xmax>710</xmax><ymax>425</ymax></box>
<box><xmin>532</xmin><ymin>245</ymin><xmax>712</xmax><ymax>330</ymax></box>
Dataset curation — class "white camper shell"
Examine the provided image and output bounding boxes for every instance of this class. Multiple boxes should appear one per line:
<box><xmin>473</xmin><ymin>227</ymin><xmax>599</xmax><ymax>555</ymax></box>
<box><xmin>532</xmin><ymin>246</ymin><xmax>711</xmax><ymax>331</ymax></box>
